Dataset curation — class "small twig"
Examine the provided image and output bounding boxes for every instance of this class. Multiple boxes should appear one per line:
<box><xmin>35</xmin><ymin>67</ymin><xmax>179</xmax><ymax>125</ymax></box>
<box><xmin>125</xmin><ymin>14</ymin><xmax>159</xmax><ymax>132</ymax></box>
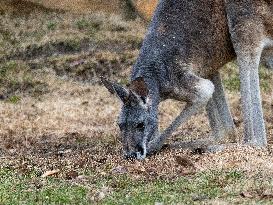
<box><xmin>170</xmin><ymin>137</ymin><xmax>214</xmax><ymax>150</ymax></box>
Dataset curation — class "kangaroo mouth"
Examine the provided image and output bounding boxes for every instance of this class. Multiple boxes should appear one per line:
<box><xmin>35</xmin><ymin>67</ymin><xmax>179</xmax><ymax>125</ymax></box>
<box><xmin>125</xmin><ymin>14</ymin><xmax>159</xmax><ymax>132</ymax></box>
<box><xmin>124</xmin><ymin>144</ymin><xmax>144</xmax><ymax>160</ymax></box>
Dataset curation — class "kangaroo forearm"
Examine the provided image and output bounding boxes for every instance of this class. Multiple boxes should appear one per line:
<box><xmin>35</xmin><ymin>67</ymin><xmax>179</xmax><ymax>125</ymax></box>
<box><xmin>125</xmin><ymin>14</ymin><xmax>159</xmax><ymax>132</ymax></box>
<box><xmin>147</xmin><ymin>102</ymin><xmax>205</xmax><ymax>154</ymax></box>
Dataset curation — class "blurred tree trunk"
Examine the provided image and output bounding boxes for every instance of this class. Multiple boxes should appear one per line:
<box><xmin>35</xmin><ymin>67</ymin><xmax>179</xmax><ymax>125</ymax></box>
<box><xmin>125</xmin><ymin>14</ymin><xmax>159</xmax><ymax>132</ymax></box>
<box><xmin>130</xmin><ymin>0</ymin><xmax>158</xmax><ymax>22</ymax></box>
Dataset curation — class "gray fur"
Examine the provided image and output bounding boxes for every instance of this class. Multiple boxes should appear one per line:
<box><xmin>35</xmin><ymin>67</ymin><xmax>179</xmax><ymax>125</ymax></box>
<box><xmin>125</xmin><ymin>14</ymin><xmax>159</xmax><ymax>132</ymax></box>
<box><xmin>207</xmin><ymin>72</ymin><xmax>236</xmax><ymax>142</ymax></box>
<box><xmin>102</xmin><ymin>0</ymin><xmax>272</xmax><ymax>159</ymax></box>
<box><xmin>262</xmin><ymin>48</ymin><xmax>273</xmax><ymax>69</ymax></box>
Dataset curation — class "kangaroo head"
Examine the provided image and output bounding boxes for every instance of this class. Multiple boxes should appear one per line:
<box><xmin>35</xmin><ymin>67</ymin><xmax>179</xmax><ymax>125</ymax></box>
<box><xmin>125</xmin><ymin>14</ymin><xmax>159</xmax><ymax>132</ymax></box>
<box><xmin>101</xmin><ymin>77</ymin><xmax>154</xmax><ymax>159</ymax></box>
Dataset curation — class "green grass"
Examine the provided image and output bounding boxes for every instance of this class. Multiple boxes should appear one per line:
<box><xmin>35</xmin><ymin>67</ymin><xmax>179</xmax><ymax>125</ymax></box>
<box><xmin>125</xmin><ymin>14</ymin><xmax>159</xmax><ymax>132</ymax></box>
<box><xmin>47</xmin><ymin>21</ymin><xmax>57</xmax><ymax>31</ymax></box>
<box><xmin>7</xmin><ymin>95</ymin><xmax>21</xmax><ymax>103</ymax></box>
<box><xmin>1</xmin><ymin>168</ymin><xmax>272</xmax><ymax>205</ymax></box>
<box><xmin>222</xmin><ymin>61</ymin><xmax>273</xmax><ymax>93</ymax></box>
<box><xmin>0</xmin><ymin>168</ymin><xmax>89</xmax><ymax>205</ymax></box>
<box><xmin>101</xmin><ymin>170</ymin><xmax>244</xmax><ymax>204</ymax></box>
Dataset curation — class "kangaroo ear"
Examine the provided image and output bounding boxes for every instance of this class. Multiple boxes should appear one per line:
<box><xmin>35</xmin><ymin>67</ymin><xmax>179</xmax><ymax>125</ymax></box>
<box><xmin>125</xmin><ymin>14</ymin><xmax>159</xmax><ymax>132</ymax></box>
<box><xmin>129</xmin><ymin>77</ymin><xmax>149</xmax><ymax>98</ymax></box>
<box><xmin>100</xmin><ymin>76</ymin><xmax>129</xmax><ymax>102</ymax></box>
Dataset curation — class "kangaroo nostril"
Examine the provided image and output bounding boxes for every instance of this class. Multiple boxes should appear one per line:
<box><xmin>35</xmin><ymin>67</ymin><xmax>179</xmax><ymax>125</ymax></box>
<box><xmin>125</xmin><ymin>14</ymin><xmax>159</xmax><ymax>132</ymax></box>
<box><xmin>136</xmin><ymin>144</ymin><xmax>144</xmax><ymax>155</ymax></box>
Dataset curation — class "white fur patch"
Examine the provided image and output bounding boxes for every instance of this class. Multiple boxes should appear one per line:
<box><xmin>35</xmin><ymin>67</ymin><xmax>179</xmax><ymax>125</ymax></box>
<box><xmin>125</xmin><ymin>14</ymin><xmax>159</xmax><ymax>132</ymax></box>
<box><xmin>262</xmin><ymin>38</ymin><xmax>273</xmax><ymax>49</ymax></box>
<box><xmin>195</xmin><ymin>79</ymin><xmax>215</xmax><ymax>101</ymax></box>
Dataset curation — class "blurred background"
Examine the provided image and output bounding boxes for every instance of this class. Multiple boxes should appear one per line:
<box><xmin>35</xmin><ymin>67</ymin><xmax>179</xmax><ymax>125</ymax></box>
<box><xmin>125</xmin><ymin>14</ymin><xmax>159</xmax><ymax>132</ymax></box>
<box><xmin>0</xmin><ymin>0</ymin><xmax>157</xmax><ymax>20</ymax></box>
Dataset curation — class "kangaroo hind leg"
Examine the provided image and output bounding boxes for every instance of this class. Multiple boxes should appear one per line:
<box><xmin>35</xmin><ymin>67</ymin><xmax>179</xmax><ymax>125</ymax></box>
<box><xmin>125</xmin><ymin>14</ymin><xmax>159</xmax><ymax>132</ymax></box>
<box><xmin>229</xmin><ymin>20</ymin><xmax>267</xmax><ymax>146</ymax></box>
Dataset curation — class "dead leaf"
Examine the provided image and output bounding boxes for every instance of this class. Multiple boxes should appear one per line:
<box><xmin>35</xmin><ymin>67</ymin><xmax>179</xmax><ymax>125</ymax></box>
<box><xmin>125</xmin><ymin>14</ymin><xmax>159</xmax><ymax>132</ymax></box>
<box><xmin>138</xmin><ymin>166</ymin><xmax>146</xmax><ymax>172</ymax></box>
<box><xmin>112</xmin><ymin>166</ymin><xmax>127</xmax><ymax>174</ymax></box>
<box><xmin>233</xmin><ymin>117</ymin><xmax>241</xmax><ymax>127</ymax></box>
<box><xmin>69</xmin><ymin>59</ymin><xmax>85</xmax><ymax>67</ymax></box>
<box><xmin>8</xmin><ymin>149</ymin><xmax>17</xmax><ymax>154</ymax></box>
<box><xmin>146</xmin><ymin>167</ymin><xmax>158</xmax><ymax>176</ymax></box>
<box><xmin>240</xmin><ymin>191</ymin><xmax>253</xmax><ymax>198</ymax></box>
<box><xmin>131</xmin><ymin>165</ymin><xmax>146</xmax><ymax>174</ymax></box>
<box><xmin>174</xmin><ymin>155</ymin><xmax>195</xmax><ymax>168</ymax></box>
<box><xmin>81</xmin><ymin>101</ymin><xmax>89</xmax><ymax>105</ymax></box>
<box><xmin>41</xmin><ymin>169</ymin><xmax>60</xmax><ymax>178</ymax></box>
<box><xmin>192</xmin><ymin>194</ymin><xmax>208</xmax><ymax>201</ymax></box>
<box><xmin>65</xmin><ymin>170</ymin><xmax>78</xmax><ymax>180</ymax></box>
<box><xmin>128</xmin><ymin>161</ymin><xmax>146</xmax><ymax>174</ymax></box>
<box><xmin>88</xmin><ymin>186</ymin><xmax>112</xmax><ymax>202</ymax></box>
<box><xmin>180</xmin><ymin>168</ymin><xmax>196</xmax><ymax>176</ymax></box>
<box><xmin>261</xmin><ymin>190</ymin><xmax>273</xmax><ymax>199</ymax></box>
<box><xmin>100</xmin><ymin>171</ymin><xmax>107</xmax><ymax>176</ymax></box>
<box><xmin>74</xmin><ymin>175</ymin><xmax>90</xmax><ymax>183</ymax></box>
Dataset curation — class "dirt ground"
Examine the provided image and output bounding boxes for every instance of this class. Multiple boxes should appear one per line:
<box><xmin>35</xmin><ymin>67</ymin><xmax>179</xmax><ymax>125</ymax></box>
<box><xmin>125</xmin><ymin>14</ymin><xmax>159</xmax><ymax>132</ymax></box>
<box><xmin>0</xmin><ymin>70</ymin><xmax>273</xmax><ymax>180</ymax></box>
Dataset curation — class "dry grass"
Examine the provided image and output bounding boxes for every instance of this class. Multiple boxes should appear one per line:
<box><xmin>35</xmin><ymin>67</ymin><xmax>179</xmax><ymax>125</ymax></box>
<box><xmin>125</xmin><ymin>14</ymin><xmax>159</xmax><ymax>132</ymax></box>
<box><xmin>0</xmin><ymin>0</ymin><xmax>123</xmax><ymax>15</ymax></box>
<box><xmin>0</xmin><ymin>67</ymin><xmax>272</xmax><ymax>180</ymax></box>
<box><xmin>29</xmin><ymin>0</ymin><xmax>122</xmax><ymax>14</ymax></box>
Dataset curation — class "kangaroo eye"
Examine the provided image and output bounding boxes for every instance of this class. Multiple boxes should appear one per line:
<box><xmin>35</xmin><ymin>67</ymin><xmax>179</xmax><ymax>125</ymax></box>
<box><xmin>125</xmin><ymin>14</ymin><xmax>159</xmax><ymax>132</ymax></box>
<box><xmin>118</xmin><ymin>123</ymin><xmax>125</xmax><ymax>130</ymax></box>
<box><xmin>136</xmin><ymin>122</ymin><xmax>145</xmax><ymax>130</ymax></box>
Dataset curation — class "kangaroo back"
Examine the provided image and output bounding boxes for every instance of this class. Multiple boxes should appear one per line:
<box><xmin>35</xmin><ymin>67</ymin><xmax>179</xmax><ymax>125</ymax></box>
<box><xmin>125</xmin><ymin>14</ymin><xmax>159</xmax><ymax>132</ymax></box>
<box><xmin>132</xmin><ymin>0</ymin><xmax>235</xmax><ymax>80</ymax></box>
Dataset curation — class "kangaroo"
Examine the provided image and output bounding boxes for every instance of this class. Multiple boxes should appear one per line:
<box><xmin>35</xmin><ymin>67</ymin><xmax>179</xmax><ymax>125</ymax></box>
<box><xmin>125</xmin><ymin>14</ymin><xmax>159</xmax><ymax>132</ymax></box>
<box><xmin>102</xmin><ymin>0</ymin><xmax>273</xmax><ymax>159</ymax></box>
<box><xmin>262</xmin><ymin>48</ymin><xmax>273</xmax><ymax>69</ymax></box>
